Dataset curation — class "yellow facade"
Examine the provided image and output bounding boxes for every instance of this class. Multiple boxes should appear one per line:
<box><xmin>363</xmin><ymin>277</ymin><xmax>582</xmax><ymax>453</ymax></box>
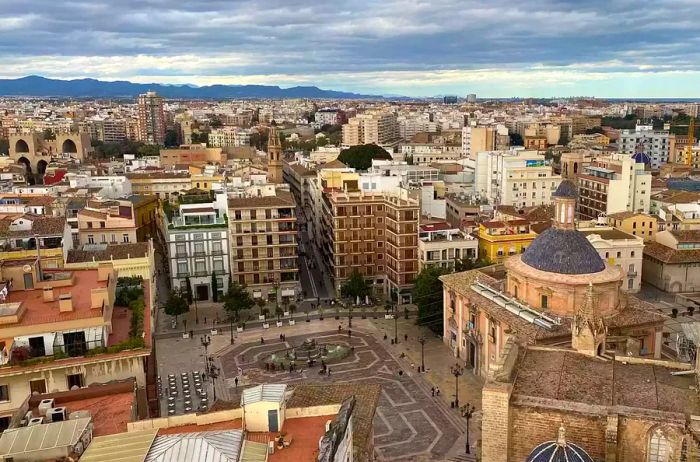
<box><xmin>0</xmin><ymin>248</ymin><xmax>64</xmax><ymax>269</ymax></box>
<box><xmin>190</xmin><ymin>174</ymin><xmax>223</xmax><ymax>192</ymax></box>
<box><xmin>319</xmin><ymin>170</ymin><xmax>359</xmax><ymax>190</ymax></box>
<box><xmin>477</xmin><ymin>222</ymin><xmax>537</xmax><ymax>263</ymax></box>
<box><xmin>608</xmin><ymin>213</ymin><xmax>657</xmax><ymax>242</ymax></box>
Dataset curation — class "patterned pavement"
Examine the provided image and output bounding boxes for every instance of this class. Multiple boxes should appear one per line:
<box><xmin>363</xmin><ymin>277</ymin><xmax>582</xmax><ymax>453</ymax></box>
<box><xmin>218</xmin><ymin>329</ymin><xmax>466</xmax><ymax>461</ymax></box>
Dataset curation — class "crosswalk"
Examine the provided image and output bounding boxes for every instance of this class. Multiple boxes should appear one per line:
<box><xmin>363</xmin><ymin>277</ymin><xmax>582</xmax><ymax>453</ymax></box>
<box><xmin>448</xmin><ymin>453</ymin><xmax>477</xmax><ymax>461</ymax></box>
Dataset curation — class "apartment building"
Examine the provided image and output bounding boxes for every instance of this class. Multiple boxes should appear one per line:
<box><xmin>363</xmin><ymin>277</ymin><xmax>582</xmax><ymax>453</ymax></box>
<box><xmin>77</xmin><ymin>199</ymin><xmax>138</xmax><ymax>246</ymax></box>
<box><xmin>578</xmin><ymin>224</ymin><xmax>644</xmax><ymax>292</ymax></box>
<box><xmin>0</xmin><ymin>263</ymin><xmax>151</xmax><ymax>426</ymax></box>
<box><xmin>477</xmin><ymin>219</ymin><xmax>537</xmax><ymax>263</ymax></box>
<box><xmin>315</xmin><ymin>108</ymin><xmax>345</xmax><ymax>126</ymax></box>
<box><xmin>208</xmin><ymin>127</ymin><xmax>253</xmax><ymax>148</ymax></box>
<box><xmin>89</xmin><ymin>118</ymin><xmax>127</xmax><ymax>143</ymax></box>
<box><xmin>0</xmin><ymin>215</ymin><xmax>72</xmax><ymax>269</ymax></box>
<box><xmin>137</xmin><ymin>91</ymin><xmax>166</xmax><ymax>145</ymax></box>
<box><xmin>576</xmin><ymin>153</ymin><xmax>651</xmax><ymax>220</ymax></box>
<box><xmin>571</xmin><ymin>115</ymin><xmax>602</xmax><ymax>135</ymax></box>
<box><xmin>643</xmin><ymin>229</ymin><xmax>700</xmax><ymax>292</ymax></box>
<box><xmin>607</xmin><ymin>211</ymin><xmax>657</xmax><ymax>241</ymax></box>
<box><xmin>619</xmin><ymin>124</ymin><xmax>670</xmax><ymax>169</ymax></box>
<box><xmin>462</xmin><ymin>125</ymin><xmax>495</xmax><ymax>160</ymax></box>
<box><xmin>126</xmin><ymin>172</ymin><xmax>191</xmax><ymax>202</ymax></box>
<box><xmin>320</xmin><ymin>189</ymin><xmax>419</xmax><ymax>303</ymax></box>
<box><xmin>165</xmin><ymin>194</ymin><xmax>230</xmax><ymax>301</ymax></box>
<box><xmin>342</xmin><ymin>112</ymin><xmax>399</xmax><ymax>147</ymax></box>
<box><xmin>474</xmin><ymin>149</ymin><xmax>562</xmax><ymax>207</ymax></box>
<box><xmin>228</xmin><ymin>191</ymin><xmax>300</xmax><ymax>303</ymax></box>
<box><xmin>418</xmin><ymin>222</ymin><xmax>478</xmax><ymax>271</ymax></box>
<box><xmin>445</xmin><ymin>192</ymin><xmax>483</xmax><ymax>228</ymax></box>
<box><xmin>159</xmin><ymin>145</ymin><xmax>224</xmax><ymax>167</ymax></box>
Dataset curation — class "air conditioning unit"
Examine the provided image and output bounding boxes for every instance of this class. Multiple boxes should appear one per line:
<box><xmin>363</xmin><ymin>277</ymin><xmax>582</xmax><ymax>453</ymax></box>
<box><xmin>38</xmin><ymin>399</ymin><xmax>55</xmax><ymax>416</ymax></box>
<box><xmin>47</xmin><ymin>407</ymin><xmax>66</xmax><ymax>423</ymax></box>
<box><xmin>27</xmin><ymin>417</ymin><xmax>44</xmax><ymax>427</ymax></box>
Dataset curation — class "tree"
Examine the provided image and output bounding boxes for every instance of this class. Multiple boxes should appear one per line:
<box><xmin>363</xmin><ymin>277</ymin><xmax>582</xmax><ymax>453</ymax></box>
<box><xmin>454</xmin><ymin>257</ymin><xmax>491</xmax><ymax>273</ymax></box>
<box><xmin>165</xmin><ymin>290</ymin><xmax>189</xmax><ymax>323</ymax></box>
<box><xmin>184</xmin><ymin>276</ymin><xmax>193</xmax><ymax>305</ymax></box>
<box><xmin>223</xmin><ymin>282</ymin><xmax>255</xmax><ymax>323</ymax></box>
<box><xmin>341</xmin><ymin>270</ymin><xmax>371</xmax><ymax>301</ymax></box>
<box><xmin>338</xmin><ymin>144</ymin><xmax>392</xmax><ymax>170</ymax></box>
<box><xmin>509</xmin><ymin>133</ymin><xmax>524</xmax><ymax>147</ymax></box>
<box><xmin>209</xmin><ymin>116</ymin><xmax>223</xmax><ymax>129</ymax></box>
<box><xmin>584</xmin><ymin>126</ymin><xmax>604</xmax><ymax>135</ymax></box>
<box><xmin>413</xmin><ymin>266</ymin><xmax>451</xmax><ymax>334</ymax></box>
<box><xmin>164</xmin><ymin>129</ymin><xmax>179</xmax><ymax>147</ymax></box>
<box><xmin>42</xmin><ymin>128</ymin><xmax>56</xmax><ymax>141</ymax></box>
<box><xmin>137</xmin><ymin>144</ymin><xmax>160</xmax><ymax>157</ymax></box>
<box><xmin>191</xmin><ymin>132</ymin><xmax>209</xmax><ymax>145</ymax></box>
<box><xmin>211</xmin><ymin>272</ymin><xmax>219</xmax><ymax>302</ymax></box>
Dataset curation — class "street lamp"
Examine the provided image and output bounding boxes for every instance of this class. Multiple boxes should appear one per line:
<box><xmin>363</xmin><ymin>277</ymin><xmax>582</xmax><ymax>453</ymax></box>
<box><xmin>460</xmin><ymin>404</ymin><xmax>476</xmax><ymax>454</ymax></box>
<box><xmin>418</xmin><ymin>336</ymin><xmax>426</xmax><ymax>372</ymax></box>
<box><xmin>450</xmin><ymin>363</ymin><xmax>464</xmax><ymax>407</ymax></box>
<box><xmin>200</xmin><ymin>335</ymin><xmax>211</xmax><ymax>372</ymax></box>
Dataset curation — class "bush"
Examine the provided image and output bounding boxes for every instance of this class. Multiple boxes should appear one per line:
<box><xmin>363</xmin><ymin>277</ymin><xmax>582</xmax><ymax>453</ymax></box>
<box><xmin>116</xmin><ymin>286</ymin><xmax>144</xmax><ymax>307</ymax></box>
<box><xmin>129</xmin><ymin>297</ymin><xmax>145</xmax><ymax>338</ymax></box>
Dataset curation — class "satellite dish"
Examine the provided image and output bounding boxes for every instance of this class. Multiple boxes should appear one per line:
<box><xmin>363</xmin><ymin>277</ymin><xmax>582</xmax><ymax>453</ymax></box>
<box><xmin>22</xmin><ymin>265</ymin><xmax>32</xmax><ymax>273</ymax></box>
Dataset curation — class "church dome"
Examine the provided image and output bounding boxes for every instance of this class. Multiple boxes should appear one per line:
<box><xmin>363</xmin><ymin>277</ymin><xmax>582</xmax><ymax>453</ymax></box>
<box><xmin>632</xmin><ymin>151</ymin><xmax>651</xmax><ymax>165</ymax></box>
<box><xmin>553</xmin><ymin>180</ymin><xmax>577</xmax><ymax>198</ymax></box>
<box><xmin>521</xmin><ymin>227</ymin><xmax>605</xmax><ymax>274</ymax></box>
<box><xmin>526</xmin><ymin>427</ymin><xmax>595</xmax><ymax>462</ymax></box>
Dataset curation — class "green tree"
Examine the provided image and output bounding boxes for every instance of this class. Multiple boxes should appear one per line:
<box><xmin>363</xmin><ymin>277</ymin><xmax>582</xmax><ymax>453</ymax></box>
<box><xmin>223</xmin><ymin>282</ymin><xmax>255</xmax><ymax>323</ymax></box>
<box><xmin>341</xmin><ymin>270</ymin><xmax>371</xmax><ymax>301</ymax></box>
<box><xmin>211</xmin><ymin>272</ymin><xmax>219</xmax><ymax>302</ymax></box>
<box><xmin>191</xmin><ymin>132</ymin><xmax>209</xmax><ymax>145</ymax></box>
<box><xmin>584</xmin><ymin>126</ymin><xmax>604</xmax><ymax>135</ymax></box>
<box><xmin>209</xmin><ymin>116</ymin><xmax>223</xmax><ymax>129</ymax></box>
<box><xmin>164</xmin><ymin>290</ymin><xmax>189</xmax><ymax>323</ymax></box>
<box><xmin>454</xmin><ymin>257</ymin><xmax>491</xmax><ymax>273</ymax></box>
<box><xmin>338</xmin><ymin>144</ymin><xmax>392</xmax><ymax>170</ymax></box>
<box><xmin>184</xmin><ymin>276</ymin><xmax>193</xmax><ymax>305</ymax></box>
<box><xmin>137</xmin><ymin>144</ymin><xmax>160</xmax><ymax>157</ymax></box>
<box><xmin>164</xmin><ymin>129</ymin><xmax>179</xmax><ymax>147</ymax></box>
<box><xmin>413</xmin><ymin>266</ymin><xmax>451</xmax><ymax>334</ymax></box>
<box><xmin>42</xmin><ymin>128</ymin><xmax>56</xmax><ymax>141</ymax></box>
<box><xmin>509</xmin><ymin>133</ymin><xmax>524</xmax><ymax>146</ymax></box>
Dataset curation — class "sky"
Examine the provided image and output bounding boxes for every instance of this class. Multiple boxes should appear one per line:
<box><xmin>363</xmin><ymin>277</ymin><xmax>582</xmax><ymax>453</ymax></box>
<box><xmin>2</xmin><ymin>0</ymin><xmax>700</xmax><ymax>98</ymax></box>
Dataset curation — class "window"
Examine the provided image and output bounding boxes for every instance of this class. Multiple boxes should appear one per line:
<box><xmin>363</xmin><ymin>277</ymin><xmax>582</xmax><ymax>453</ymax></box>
<box><xmin>648</xmin><ymin>428</ymin><xmax>669</xmax><ymax>462</ymax></box>
<box><xmin>0</xmin><ymin>416</ymin><xmax>9</xmax><ymax>432</ymax></box>
<box><xmin>177</xmin><ymin>261</ymin><xmax>188</xmax><ymax>275</ymax></box>
<box><xmin>87</xmin><ymin>235</ymin><xmax>95</xmax><ymax>244</ymax></box>
<box><xmin>631</xmin><ymin>251</ymin><xmax>635</xmax><ymax>257</ymax></box>
<box><xmin>176</xmin><ymin>243</ymin><xmax>186</xmax><ymax>255</ymax></box>
<box><xmin>0</xmin><ymin>385</ymin><xmax>8</xmax><ymax>402</ymax></box>
<box><xmin>195</xmin><ymin>259</ymin><xmax>206</xmax><ymax>274</ymax></box>
<box><xmin>617</xmin><ymin>251</ymin><xmax>621</xmax><ymax>258</ymax></box>
<box><xmin>541</xmin><ymin>294</ymin><xmax>548</xmax><ymax>309</ymax></box>
<box><xmin>87</xmin><ymin>222</ymin><xmax>93</xmax><ymax>229</ymax></box>
<box><xmin>30</xmin><ymin>379</ymin><xmax>46</xmax><ymax>395</ymax></box>
<box><xmin>213</xmin><ymin>258</ymin><xmax>224</xmax><ymax>272</ymax></box>
<box><xmin>100</xmin><ymin>222</ymin><xmax>105</xmax><ymax>228</ymax></box>
<box><xmin>122</xmin><ymin>234</ymin><xmax>130</xmax><ymax>243</ymax></box>
<box><xmin>194</xmin><ymin>241</ymin><xmax>205</xmax><ymax>254</ymax></box>
<box><xmin>211</xmin><ymin>240</ymin><xmax>222</xmax><ymax>253</ymax></box>
<box><xmin>67</xmin><ymin>373</ymin><xmax>84</xmax><ymax>389</ymax></box>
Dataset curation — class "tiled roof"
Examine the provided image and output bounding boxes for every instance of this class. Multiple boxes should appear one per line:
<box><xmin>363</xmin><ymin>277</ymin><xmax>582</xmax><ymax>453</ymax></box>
<box><xmin>606</xmin><ymin>211</ymin><xmax>650</xmax><ymax>220</ymax></box>
<box><xmin>522</xmin><ymin>228</ymin><xmax>606</xmax><ymax>275</ymax></box>
<box><xmin>227</xmin><ymin>191</ymin><xmax>295</xmax><ymax>209</ymax></box>
<box><xmin>79</xmin><ymin>209</ymin><xmax>108</xmax><ymax>220</ymax></box>
<box><xmin>320</xmin><ymin>159</ymin><xmax>347</xmax><ymax>169</ymax></box>
<box><xmin>670</xmin><ymin>230</ymin><xmax>700</xmax><ymax>243</ymax></box>
<box><xmin>644</xmin><ymin>241</ymin><xmax>700</xmax><ymax>264</ymax></box>
<box><xmin>66</xmin><ymin>242</ymin><xmax>149</xmax><ymax>263</ymax></box>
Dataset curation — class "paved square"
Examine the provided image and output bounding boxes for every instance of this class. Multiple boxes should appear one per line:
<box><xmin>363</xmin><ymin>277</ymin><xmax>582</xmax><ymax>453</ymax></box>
<box><xmin>218</xmin><ymin>329</ymin><xmax>466</xmax><ymax>461</ymax></box>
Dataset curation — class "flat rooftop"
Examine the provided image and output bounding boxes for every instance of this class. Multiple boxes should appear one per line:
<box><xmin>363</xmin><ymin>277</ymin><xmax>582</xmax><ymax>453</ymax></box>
<box><xmin>513</xmin><ymin>349</ymin><xmax>699</xmax><ymax>415</ymax></box>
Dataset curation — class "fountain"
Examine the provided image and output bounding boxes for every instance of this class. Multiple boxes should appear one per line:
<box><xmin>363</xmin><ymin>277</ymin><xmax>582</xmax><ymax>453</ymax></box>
<box><xmin>264</xmin><ymin>338</ymin><xmax>350</xmax><ymax>368</ymax></box>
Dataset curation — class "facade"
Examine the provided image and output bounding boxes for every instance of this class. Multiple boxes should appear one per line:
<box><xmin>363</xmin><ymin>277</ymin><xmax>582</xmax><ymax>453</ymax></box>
<box><xmin>228</xmin><ymin>191</ymin><xmax>300</xmax><ymax>302</ymax></box>
<box><xmin>418</xmin><ymin>222</ymin><xmax>478</xmax><ymax>271</ymax></box>
<box><xmin>474</xmin><ymin>149</ymin><xmax>562</xmax><ymax>207</ymax></box>
<box><xmin>0</xmin><ymin>263</ymin><xmax>151</xmax><ymax>426</ymax></box>
<box><xmin>643</xmin><ymin>230</ymin><xmax>700</xmax><ymax>292</ymax></box>
<box><xmin>445</xmin><ymin>192</ymin><xmax>483</xmax><ymax>228</ymax></box>
<box><xmin>77</xmin><ymin>200</ymin><xmax>138</xmax><ymax>246</ymax></box>
<box><xmin>342</xmin><ymin>112</ymin><xmax>399</xmax><ymax>147</ymax></box>
<box><xmin>320</xmin><ymin>189</ymin><xmax>419</xmax><ymax>303</ymax></box>
<box><xmin>578</xmin><ymin>226</ymin><xmax>645</xmax><ymax>292</ymax></box>
<box><xmin>89</xmin><ymin>118</ymin><xmax>128</xmax><ymax>143</ymax></box>
<box><xmin>137</xmin><ymin>91</ymin><xmax>166</xmax><ymax>145</ymax></box>
<box><xmin>126</xmin><ymin>172</ymin><xmax>191</xmax><ymax>202</ymax></box>
<box><xmin>619</xmin><ymin>124</ymin><xmax>670</xmax><ymax>169</ymax></box>
<box><xmin>576</xmin><ymin>153</ymin><xmax>652</xmax><ymax>220</ymax></box>
<box><xmin>165</xmin><ymin>195</ymin><xmax>230</xmax><ymax>301</ymax></box>
<box><xmin>477</xmin><ymin>219</ymin><xmax>537</xmax><ymax>263</ymax></box>
<box><xmin>462</xmin><ymin>125</ymin><xmax>496</xmax><ymax>160</ymax></box>
<box><xmin>159</xmin><ymin>145</ymin><xmax>223</xmax><ymax>167</ymax></box>
<box><xmin>315</xmin><ymin>109</ymin><xmax>345</xmax><ymax>126</ymax></box>
<box><xmin>0</xmin><ymin>215</ymin><xmax>72</xmax><ymax>270</ymax></box>
<box><xmin>208</xmin><ymin>127</ymin><xmax>253</xmax><ymax>148</ymax></box>
<box><xmin>607</xmin><ymin>211</ymin><xmax>657</xmax><ymax>242</ymax></box>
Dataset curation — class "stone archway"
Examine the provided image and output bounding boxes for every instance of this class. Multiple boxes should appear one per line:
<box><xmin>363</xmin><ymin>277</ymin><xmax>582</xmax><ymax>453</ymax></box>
<box><xmin>15</xmin><ymin>139</ymin><xmax>30</xmax><ymax>153</ymax></box>
<box><xmin>36</xmin><ymin>160</ymin><xmax>48</xmax><ymax>176</ymax></box>
<box><xmin>61</xmin><ymin>139</ymin><xmax>77</xmax><ymax>154</ymax></box>
<box><xmin>17</xmin><ymin>156</ymin><xmax>31</xmax><ymax>173</ymax></box>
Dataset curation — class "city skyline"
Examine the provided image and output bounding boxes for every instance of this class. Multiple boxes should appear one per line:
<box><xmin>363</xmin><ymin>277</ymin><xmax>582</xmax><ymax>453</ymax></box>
<box><xmin>2</xmin><ymin>0</ymin><xmax>700</xmax><ymax>98</ymax></box>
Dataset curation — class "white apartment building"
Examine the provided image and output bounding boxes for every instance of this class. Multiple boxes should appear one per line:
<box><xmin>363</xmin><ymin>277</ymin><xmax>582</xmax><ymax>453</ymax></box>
<box><xmin>398</xmin><ymin>116</ymin><xmax>438</xmax><ymax>139</ymax></box>
<box><xmin>315</xmin><ymin>108</ymin><xmax>343</xmax><ymax>126</ymax></box>
<box><xmin>399</xmin><ymin>143</ymin><xmax>462</xmax><ymax>164</ymax></box>
<box><xmin>474</xmin><ymin>149</ymin><xmax>562</xmax><ymax>207</ymax></box>
<box><xmin>418</xmin><ymin>222</ymin><xmax>478</xmax><ymax>271</ymax></box>
<box><xmin>164</xmin><ymin>194</ymin><xmax>230</xmax><ymax>301</ymax></box>
<box><xmin>576</xmin><ymin>153</ymin><xmax>651</xmax><ymax>220</ymax></box>
<box><xmin>579</xmin><ymin>223</ymin><xmax>644</xmax><ymax>292</ymax></box>
<box><xmin>124</xmin><ymin>154</ymin><xmax>160</xmax><ymax>172</ymax></box>
<box><xmin>342</xmin><ymin>112</ymin><xmax>399</xmax><ymax>146</ymax></box>
<box><xmin>310</xmin><ymin>146</ymin><xmax>342</xmax><ymax>164</ymax></box>
<box><xmin>619</xmin><ymin>124</ymin><xmax>670</xmax><ymax>169</ymax></box>
<box><xmin>67</xmin><ymin>174</ymin><xmax>133</xmax><ymax>199</ymax></box>
<box><xmin>208</xmin><ymin>127</ymin><xmax>253</xmax><ymax>148</ymax></box>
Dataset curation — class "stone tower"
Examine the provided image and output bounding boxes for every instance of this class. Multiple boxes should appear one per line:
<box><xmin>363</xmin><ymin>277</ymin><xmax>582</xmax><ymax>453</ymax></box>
<box><xmin>267</xmin><ymin>125</ymin><xmax>283</xmax><ymax>184</ymax></box>
<box><xmin>572</xmin><ymin>282</ymin><xmax>607</xmax><ymax>356</ymax></box>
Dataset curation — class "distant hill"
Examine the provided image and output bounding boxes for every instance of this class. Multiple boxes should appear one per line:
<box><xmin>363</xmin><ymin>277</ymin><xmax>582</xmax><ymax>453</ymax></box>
<box><xmin>0</xmin><ymin>75</ymin><xmax>381</xmax><ymax>99</ymax></box>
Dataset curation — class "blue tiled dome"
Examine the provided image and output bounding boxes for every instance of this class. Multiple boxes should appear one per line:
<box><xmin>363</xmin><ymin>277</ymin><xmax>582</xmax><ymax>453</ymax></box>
<box><xmin>526</xmin><ymin>440</ymin><xmax>594</xmax><ymax>462</ymax></box>
<box><xmin>552</xmin><ymin>180</ymin><xmax>578</xmax><ymax>199</ymax></box>
<box><xmin>522</xmin><ymin>228</ymin><xmax>605</xmax><ymax>274</ymax></box>
<box><xmin>632</xmin><ymin>151</ymin><xmax>651</xmax><ymax>164</ymax></box>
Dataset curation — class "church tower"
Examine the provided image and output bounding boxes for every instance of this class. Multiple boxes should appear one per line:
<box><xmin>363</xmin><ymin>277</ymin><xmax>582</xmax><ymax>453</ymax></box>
<box><xmin>267</xmin><ymin>125</ymin><xmax>283</xmax><ymax>184</ymax></box>
<box><xmin>572</xmin><ymin>282</ymin><xmax>607</xmax><ymax>356</ymax></box>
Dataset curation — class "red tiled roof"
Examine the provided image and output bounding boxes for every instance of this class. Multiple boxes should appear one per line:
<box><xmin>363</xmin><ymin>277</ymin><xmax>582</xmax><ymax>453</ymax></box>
<box><xmin>420</xmin><ymin>222</ymin><xmax>453</xmax><ymax>232</ymax></box>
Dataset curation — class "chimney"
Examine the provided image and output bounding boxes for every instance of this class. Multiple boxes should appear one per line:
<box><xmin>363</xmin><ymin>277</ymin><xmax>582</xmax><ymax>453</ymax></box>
<box><xmin>97</xmin><ymin>264</ymin><xmax>112</xmax><ymax>283</ymax></box>
<box><xmin>43</xmin><ymin>287</ymin><xmax>54</xmax><ymax>302</ymax></box>
<box><xmin>58</xmin><ymin>293</ymin><xmax>73</xmax><ymax>312</ymax></box>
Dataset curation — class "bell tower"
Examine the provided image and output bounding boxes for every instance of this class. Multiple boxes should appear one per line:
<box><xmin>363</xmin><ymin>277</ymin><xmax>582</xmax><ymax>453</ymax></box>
<box><xmin>572</xmin><ymin>282</ymin><xmax>607</xmax><ymax>356</ymax></box>
<box><xmin>267</xmin><ymin>125</ymin><xmax>283</xmax><ymax>184</ymax></box>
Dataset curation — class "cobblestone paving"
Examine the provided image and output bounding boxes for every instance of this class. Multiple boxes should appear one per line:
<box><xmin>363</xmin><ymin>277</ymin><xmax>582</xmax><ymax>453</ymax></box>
<box><xmin>218</xmin><ymin>329</ymin><xmax>464</xmax><ymax>461</ymax></box>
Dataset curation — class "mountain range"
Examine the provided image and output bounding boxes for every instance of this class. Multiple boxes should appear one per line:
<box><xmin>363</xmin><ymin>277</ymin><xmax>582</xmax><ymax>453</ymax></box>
<box><xmin>0</xmin><ymin>75</ymin><xmax>381</xmax><ymax>99</ymax></box>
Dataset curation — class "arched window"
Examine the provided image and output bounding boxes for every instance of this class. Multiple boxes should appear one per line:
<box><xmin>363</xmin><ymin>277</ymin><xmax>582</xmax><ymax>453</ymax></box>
<box><xmin>648</xmin><ymin>428</ymin><xmax>669</xmax><ymax>462</ymax></box>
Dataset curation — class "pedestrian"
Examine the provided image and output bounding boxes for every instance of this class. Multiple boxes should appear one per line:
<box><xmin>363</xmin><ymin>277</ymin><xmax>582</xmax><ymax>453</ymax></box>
<box><xmin>190</xmin><ymin>330</ymin><xmax>194</xmax><ymax>338</ymax></box>
<box><xmin>327</xmin><ymin>368</ymin><xmax>331</xmax><ymax>376</ymax></box>
<box><xmin>436</xmin><ymin>387</ymin><xmax>440</xmax><ymax>396</ymax></box>
<box><xmin>404</xmin><ymin>334</ymin><xmax>408</xmax><ymax>341</ymax></box>
<box><xmin>348</xmin><ymin>329</ymin><xmax>352</xmax><ymax>337</ymax></box>
<box><xmin>431</xmin><ymin>387</ymin><xmax>435</xmax><ymax>397</ymax></box>
<box><xmin>234</xmin><ymin>377</ymin><xmax>238</xmax><ymax>388</ymax></box>
<box><xmin>289</xmin><ymin>363</ymin><xmax>293</xmax><ymax>373</ymax></box>
<box><xmin>260</xmin><ymin>337</ymin><xmax>265</xmax><ymax>344</ymax></box>
<box><xmin>398</xmin><ymin>370</ymin><xmax>403</xmax><ymax>377</ymax></box>
<box><xmin>338</xmin><ymin>325</ymin><xmax>342</xmax><ymax>333</ymax></box>
<box><xmin>204</xmin><ymin>317</ymin><xmax>207</xmax><ymax>324</ymax></box>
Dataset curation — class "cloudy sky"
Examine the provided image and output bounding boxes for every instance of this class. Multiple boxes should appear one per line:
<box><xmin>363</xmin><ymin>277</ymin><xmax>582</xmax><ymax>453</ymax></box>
<box><xmin>2</xmin><ymin>0</ymin><xmax>700</xmax><ymax>97</ymax></box>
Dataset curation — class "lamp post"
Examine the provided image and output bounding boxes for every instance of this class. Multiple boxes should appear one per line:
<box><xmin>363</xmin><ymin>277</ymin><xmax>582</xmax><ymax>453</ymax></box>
<box><xmin>450</xmin><ymin>363</ymin><xmax>464</xmax><ymax>407</ymax></box>
<box><xmin>418</xmin><ymin>336</ymin><xmax>426</xmax><ymax>372</ymax></box>
<box><xmin>208</xmin><ymin>361</ymin><xmax>220</xmax><ymax>402</ymax></box>
<box><xmin>200</xmin><ymin>335</ymin><xmax>211</xmax><ymax>372</ymax></box>
<box><xmin>394</xmin><ymin>304</ymin><xmax>398</xmax><ymax>344</ymax></box>
<box><xmin>229</xmin><ymin>316</ymin><xmax>234</xmax><ymax>345</ymax></box>
<box><xmin>460</xmin><ymin>404</ymin><xmax>476</xmax><ymax>454</ymax></box>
